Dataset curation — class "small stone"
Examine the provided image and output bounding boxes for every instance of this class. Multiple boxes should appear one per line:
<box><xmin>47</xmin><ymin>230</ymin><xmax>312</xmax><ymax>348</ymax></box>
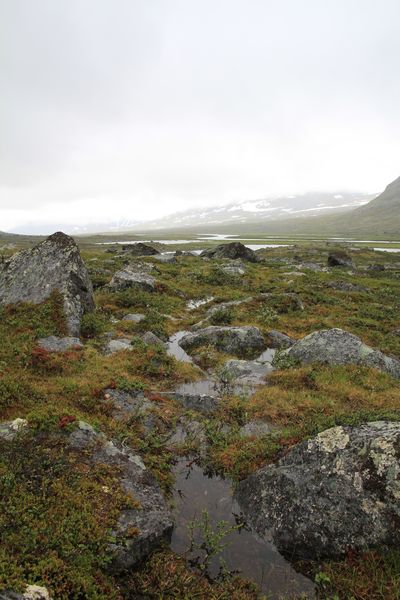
<box><xmin>122</xmin><ymin>313</ymin><xmax>146</xmax><ymax>323</ymax></box>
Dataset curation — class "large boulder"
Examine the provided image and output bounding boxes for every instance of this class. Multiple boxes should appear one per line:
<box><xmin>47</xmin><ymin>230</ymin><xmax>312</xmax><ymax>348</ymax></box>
<box><xmin>69</xmin><ymin>421</ymin><xmax>173</xmax><ymax>571</ymax></box>
<box><xmin>267</xmin><ymin>330</ymin><xmax>295</xmax><ymax>349</ymax></box>
<box><xmin>200</xmin><ymin>242</ymin><xmax>258</xmax><ymax>263</ymax></box>
<box><xmin>0</xmin><ymin>232</ymin><xmax>94</xmax><ymax>336</ymax></box>
<box><xmin>122</xmin><ymin>242</ymin><xmax>160</xmax><ymax>256</ymax></box>
<box><xmin>281</xmin><ymin>328</ymin><xmax>400</xmax><ymax>378</ymax></box>
<box><xmin>179</xmin><ymin>326</ymin><xmax>266</xmax><ymax>358</ymax></box>
<box><xmin>0</xmin><ymin>419</ymin><xmax>173</xmax><ymax>572</ymax></box>
<box><xmin>108</xmin><ymin>265</ymin><xmax>156</xmax><ymax>292</ymax></box>
<box><xmin>236</xmin><ymin>422</ymin><xmax>400</xmax><ymax>559</ymax></box>
<box><xmin>327</xmin><ymin>250</ymin><xmax>354</xmax><ymax>268</ymax></box>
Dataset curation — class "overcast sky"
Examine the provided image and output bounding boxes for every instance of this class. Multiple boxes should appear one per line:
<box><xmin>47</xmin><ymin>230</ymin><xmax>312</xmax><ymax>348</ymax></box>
<box><xmin>1</xmin><ymin>0</ymin><xmax>400</xmax><ymax>233</ymax></box>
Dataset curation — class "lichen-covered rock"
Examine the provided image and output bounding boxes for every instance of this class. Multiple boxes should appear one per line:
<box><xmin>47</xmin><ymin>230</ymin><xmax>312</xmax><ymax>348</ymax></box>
<box><xmin>0</xmin><ymin>232</ymin><xmax>94</xmax><ymax>335</ymax></box>
<box><xmin>142</xmin><ymin>331</ymin><xmax>166</xmax><ymax>346</ymax></box>
<box><xmin>0</xmin><ymin>419</ymin><xmax>172</xmax><ymax>573</ymax></box>
<box><xmin>0</xmin><ymin>585</ymin><xmax>53</xmax><ymax>599</ymax></box>
<box><xmin>236</xmin><ymin>422</ymin><xmax>400</xmax><ymax>559</ymax></box>
<box><xmin>0</xmin><ymin>418</ymin><xmax>28</xmax><ymax>441</ymax></box>
<box><xmin>222</xmin><ymin>358</ymin><xmax>273</xmax><ymax>384</ymax></box>
<box><xmin>267</xmin><ymin>330</ymin><xmax>295</xmax><ymax>349</ymax></box>
<box><xmin>108</xmin><ymin>266</ymin><xmax>156</xmax><ymax>292</ymax></box>
<box><xmin>327</xmin><ymin>251</ymin><xmax>354</xmax><ymax>268</ymax></box>
<box><xmin>121</xmin><ymin>243</ymin><xmax>160</xmax><ymax>256</ymax></box>
<box><xmin>104</xmin><ymin>338</ymin><xmax>132</xmax><ymax>354</ymax></box>
<box><xmin>179</xmin><ymin>326</ymin><xmax>266</xmax><ymax>358</ymax></box>
<box><xmin>200</xmin><ymin>242</ymin><xmax>258</xmax><ymax>263</ymax></box>
<box><xmin>153</xmin><ymin>254</ymin><xmax>177</xmax><ymax>264</ymax></box>
<box><xmin>206</xmin><ymin>297</ymin><xmax>253</xmax><ymax>317</ymax></box>
<box><xmin>122</xmin><ymin>313</ymin><xmax>146</xmax><ymax>323</ymax></box>
<box><xmin>102</xmin><ymin>389</ymin><xmax>153</xmax><ymax>421</ymax></box>
<box><xmin>219</xmin><ymin>261</ymin><xmax>246</xmax><ymax>276</ymax></box>
<box><xmin>239</xmin><ymin>420</ymin><xmax>271</xmax><ymax>438</ymax></box>
<box><xmin>282</xmin><ymin>328</ymin><xmax>400</xmax><ymax>378</ymax></box>
<box><xmin>328</xmin><ymin>281</ymin><xmax>367</xmax><ymax>292</ymax></box>
<box><xmin>67</xmin><ymin>421</ymin><xmax>173</xmax><ymax>571</ymax></box>
<box><xmin>37</xmin><ymin>336</ymin><xmax>83</xmax><ymax>352</ymax></box>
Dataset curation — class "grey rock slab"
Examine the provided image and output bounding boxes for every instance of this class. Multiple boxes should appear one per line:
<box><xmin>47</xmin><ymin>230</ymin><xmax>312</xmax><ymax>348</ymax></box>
<box><xmin>122</xmin><ymin>313</ymin><xmax>146</xmax><ymax>323</ymax></box>
<box><xmin>153</xmin><ymin>254</ymin><xmax>177</xmax><ymax>264</ymax></box>
<box><xmin>67</xmin><ymin>421</ymin><xmax>173</xmax><ymax>571</ymax></box>
<box><xmin>37</xmin><ymin>335</ymin><xmax>83</xmax><ymax>352</ymax></box>
<box><xmin>142</xmin><ymin>331</ymin><xmax>166</xmax><ymax>346</ymax></box>
<box><xmin>239</xmin><ymin>420</ymin><xmax>271</xmax><ymax>438</ymax></box>
<box><xmin>205</xmin><ymin>297</ymin><xmax>253</xmax><ymax>317</ymax></box>
<box><xmin>179</xmin><ymin>326</ymin><xmax>266</xmax><ymax>359</ymax></box>
<box><xmin>0</xmin><ymin>231</ymin><xmax>94</xmax><ymax>336</ymax></box>
<box><xmin>282</xmin><ymin>328</ymin><xmax>400</xmax><ymax>378</ymax></box>
<box><xmin>0</xmin><ymin>418</ymin><xmax>28</xmax><ymax>441</ymax></box>
<box><xmin>108</xmin><ymin>266</ymin><xmax>156</xmax><ymax>292</ymax></box>
<box><xmin>222</xmin><ymin>359</ymin><xmax>273</xmax><ymax>385</ymax></box>
<box><xmin>327</xmin><ymin>281</ymin><xmax>368</xmax><ymax>292</ymax></box>
<box><xmin>267</xmin><ymin>330</ymin><xmax>295</xmax><ymax>349</ymax></box>
<box><xmin>0</xmin><ymin>586</ymin><xmax>53</xmax><ymax>600</ymax></box>
<box><xmin>102</xmin><ymin>389</ymin><xmax>153</xmax><ymax>421</ymax></box>
<box><xmin>236</xmin><ymin>422</ymin><xmax>400</xmax><ymax>559</ymax></box>
<box><xmin>104</xmin><ymin>338</ymin><xmax>132</xmax><ymax>354</ymax></box>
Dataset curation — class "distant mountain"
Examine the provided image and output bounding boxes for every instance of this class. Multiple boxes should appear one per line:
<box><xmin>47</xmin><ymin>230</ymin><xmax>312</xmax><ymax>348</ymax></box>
<box><xmin>130</xmin><ymin>191</ymin><xmax>373</xmax><ymax>232</ymax></box>
<box><xmin>330</xmin><ymin>176</ymin><xmax>400</xmax><ymax>235</ymax></box>
<box><xmin>129</xmin><ymin>179</ymin><xmax>399</xmax><ymax>239</ymax></box>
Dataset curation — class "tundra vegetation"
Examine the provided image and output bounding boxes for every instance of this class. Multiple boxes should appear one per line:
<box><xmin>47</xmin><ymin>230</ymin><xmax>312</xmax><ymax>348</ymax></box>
<box><xmin>0</xmin><ymin>237</ymin><xmax>399</xmax><ymax>599</ymax></box>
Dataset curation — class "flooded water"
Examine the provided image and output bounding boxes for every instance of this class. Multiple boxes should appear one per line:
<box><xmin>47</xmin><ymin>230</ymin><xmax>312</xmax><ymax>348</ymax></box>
<box><xmin>167</xmin><ymin>331</ymin><xmax>193</xmax><ymax>363</ymax></box>
<box><xmin>171</xmin><ymin>459</ymin><xmax>316</xmax><ymax>599</ymax></box>
<box><xmin>257</xmin><ymin>348</ymin><xmax>276</xmax><ymax>363</ymax></box>
<box><xmin>373</xmin><ymin>247</ymin><xmax>400</xmax><ymax>253</ymax></box>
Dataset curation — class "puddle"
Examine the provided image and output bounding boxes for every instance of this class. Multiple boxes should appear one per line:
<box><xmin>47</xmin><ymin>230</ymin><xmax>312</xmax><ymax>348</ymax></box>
<box><xmin>187</xmin><ymin>296</ymin><xmax>215</xmax><ymax>310</ymax></box>
<box><xmin>171</xmin><ymin>459</ymin><xmax>316</xmax><ymax>599</ymax></box>
<box><xmin>167</xmin><ymin>331</ymin><xmax>193</xmax><ymax>363</ymax></box>
<box><xmin>257</xmin><ymin>348</ymin><xmax>276</xmax><ymax>363</ymax></box>
<box><xmin>373</xmin><ymin>247</ymin><xmax>400</xmax><ymax>253</ymax></box>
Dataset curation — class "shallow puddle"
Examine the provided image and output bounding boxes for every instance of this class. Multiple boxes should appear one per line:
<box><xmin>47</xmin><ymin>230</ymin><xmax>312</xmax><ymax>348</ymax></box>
<box><xmin>167</xmin><ymin>331</ymin><xmax>193</xmax><ymax>363</ymax></box>
<box><xmin>171</xmin><ymin>459</ymin><xmax>316</xmax><ymax>599</ymax></box>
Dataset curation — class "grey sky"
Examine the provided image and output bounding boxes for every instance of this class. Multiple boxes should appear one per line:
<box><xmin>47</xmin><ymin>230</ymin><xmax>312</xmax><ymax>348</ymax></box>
<box><xmin>1</xmin><ymin>0</ymin><xmax>400</xmax><ymax>232</ymax></box>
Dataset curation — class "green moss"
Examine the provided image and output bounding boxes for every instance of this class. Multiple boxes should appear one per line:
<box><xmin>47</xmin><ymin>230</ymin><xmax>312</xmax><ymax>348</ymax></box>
<box><xmin>0</xmin><ymin>433</ymin><xmax>129</xmax><ymax>599</ymax></box>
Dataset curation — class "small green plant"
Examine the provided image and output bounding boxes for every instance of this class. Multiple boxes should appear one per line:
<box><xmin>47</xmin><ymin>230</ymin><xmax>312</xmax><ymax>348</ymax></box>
<box><xmin>315</xmin><ymin>571</ymin><xmax>331</xmax><ymax>585</ymax></box>
<box><xmin>187</xmin><ymin>509</ymin><xmax>242</xmax><ymax>578</ymax></box>
<box><xmin>114</xmin><ymin>377</ymin><xmax>146</xmax><ymax>393</ymax></box>
<box><xmin>209</xmin><ymin>308</ymin><xmax>234</xmax><ymax>326</ymax></box>
<box><xmin>80</xmin><ymin>311</ymin><xmax>109</xmax><ymax>338</ymax></box>
<box><xmin>272</xmin><ymin>350</ymin><xmax>300</xmax><ymax>370</ymax></box>
<box><xmin>257</xmin><ymin>304</ymin><xmax>279</xmax><ymax>325</ymax></box>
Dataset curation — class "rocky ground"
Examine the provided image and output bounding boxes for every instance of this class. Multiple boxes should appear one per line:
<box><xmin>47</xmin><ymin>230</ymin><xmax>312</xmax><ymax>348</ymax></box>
<box><xmin>0</xmin><ymin>236</ymin><xmax>399</xmax><ymax>599</ymax></box>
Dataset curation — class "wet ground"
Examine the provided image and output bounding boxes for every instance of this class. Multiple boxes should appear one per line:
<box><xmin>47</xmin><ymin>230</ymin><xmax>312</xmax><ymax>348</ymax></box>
<box><xmin>166</xmin><ymin>329</ymin><xmax>314</xmax><ymax>598</ymax></box>
<box><xmin>171</xmin><ymin>458</ymin><xmax>316</xmax><ymax>599</ymax></box>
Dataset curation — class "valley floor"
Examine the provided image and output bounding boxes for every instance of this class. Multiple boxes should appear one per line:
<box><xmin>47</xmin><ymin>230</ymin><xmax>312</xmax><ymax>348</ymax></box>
<box><xmin>1</xmin><ymin>241</ymin><xmax>400</xmax><ymax>599</ymax></box>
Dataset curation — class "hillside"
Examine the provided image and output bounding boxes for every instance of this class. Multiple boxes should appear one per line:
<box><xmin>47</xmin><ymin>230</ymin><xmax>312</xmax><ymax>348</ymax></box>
<box><xmin>130</xmin><ymin>177</ymin><xmax>400</xmax><ymax>239</ymax></box>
